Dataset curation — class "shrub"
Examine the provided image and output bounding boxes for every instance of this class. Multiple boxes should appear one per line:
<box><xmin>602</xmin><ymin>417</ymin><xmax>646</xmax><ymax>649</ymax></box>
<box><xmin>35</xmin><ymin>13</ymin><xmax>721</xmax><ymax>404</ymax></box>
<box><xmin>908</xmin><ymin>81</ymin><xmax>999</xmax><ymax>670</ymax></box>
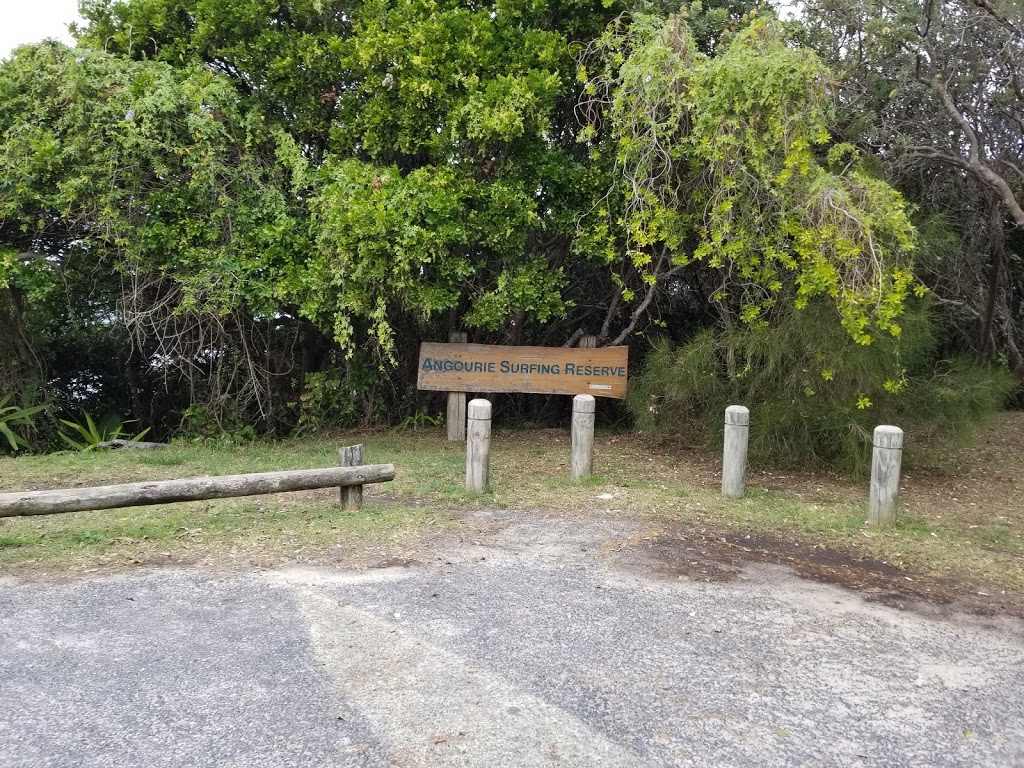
<box><xmin>58</xmin><ymin>411</ymin><xmax>150</xmax><ymax>451</ymax></box>
<box><xmin>628</xmin><ymin>303</ymin><xmax>1013</xmax><ymax>475</ymax></box>
<box><xmin>0</xmin><ymin>396</ymin><xmax>46</xmax><ymax>452</ymax></box>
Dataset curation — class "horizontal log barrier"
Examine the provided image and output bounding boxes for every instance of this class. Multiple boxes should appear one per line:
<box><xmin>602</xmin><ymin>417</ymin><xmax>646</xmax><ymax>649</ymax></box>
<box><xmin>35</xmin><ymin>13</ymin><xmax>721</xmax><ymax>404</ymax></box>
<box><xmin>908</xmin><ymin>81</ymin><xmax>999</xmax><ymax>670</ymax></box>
<box><xmin>0</xmin><ymin>464</ymin><xmax>396</xmax><ymax>518</ymax></box>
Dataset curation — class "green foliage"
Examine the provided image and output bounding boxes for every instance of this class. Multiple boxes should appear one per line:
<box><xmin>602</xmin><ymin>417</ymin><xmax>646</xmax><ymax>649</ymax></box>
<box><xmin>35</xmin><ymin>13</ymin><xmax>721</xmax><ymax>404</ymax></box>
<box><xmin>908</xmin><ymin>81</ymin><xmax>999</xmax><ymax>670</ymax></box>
<box><xmin>0</xmin><ymin>44</ymin><xmax>305</xmax><ymax>317</ymax></box>
<box><xmin>798</xmin><ymin>0</ymin><xmax>1024</xmax><ymax>376</ymax></box>
<box><xmin>294</xmin><ymin>156</ymin><xmax>574</xmax><ymax>358</ymax></box>
<box><xmin>0</xmin><ymin>42</ymin><xmax>314</xmax><ymax>431</ymax></box>
<box><xmin>629</xmin><ymin>304</ymin><xmax>1012</xmax><ymax>474</ymax></box>
<box><xmin>393</xmin><ymin>411</ymin><xmax>444</xmax><ymax>432</ymax></box>
<box><xmin>276</xmin><ymin>0</ymin><xmax>617</xmax><ymax>360</ymax></box>
<box><xmin>0</xmin><ymin>248</ymin><xmax>55</xmax><ymax>407</ymax></box>
<box><xmin>58</xmin><ymin>411</ymin><xmax>151</xmax><ymax>451</ymax></box>
<box><xmin>73</xmin><ymin>0</ymin><xmax>628</xmax><ymax>367</ymax></box>
<box><xmin>180</xmin><ymin>404</ymin><xmax>257</xmax><ymax>444</ymax></box>
<box><xmin>578</xmin><ymin>14</ymin><xmax>918</xmax><ymax>345</ymax></box>
<box><xmin>0</xmin><ymin>396</ymin><xmax>46</xmax><ymax>452</ymax></box>
<box><xmin>297</xmin><ymin>358</ymin><xmax>383</xmax><ymax>432</ymax></box>
<box><xmin>77</xmin><ymin>0</ymin><xmax>351</xmax><ymax>156</ymax></box>
<box><xmin>0</xmin><ymin>0</ymin><xmax>1012</xmax><ymax>445</ymax></box>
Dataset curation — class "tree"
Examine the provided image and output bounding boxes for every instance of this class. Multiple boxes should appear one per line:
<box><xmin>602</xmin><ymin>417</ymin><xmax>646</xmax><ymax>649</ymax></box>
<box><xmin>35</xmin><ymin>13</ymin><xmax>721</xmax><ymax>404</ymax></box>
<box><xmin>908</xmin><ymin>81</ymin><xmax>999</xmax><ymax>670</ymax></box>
<box><xmin>8</xmin><ymin>0</ymin><xmax>996</xmax><ymax>449</ymax></box>
<box><xmin>0</xmin><ymin>43</ymin><xmax>309</xmax><ymax>432</ymax></box>
<box><xmin>78</xmin><ymin>0</ymin><xmax>632</xmax><ymax>364</ymax></box>
<box><xmin>576</xmin><ymin>13</ymin><xmax>918</xmax><ymax>350</ymax></box>
<box><xmin>78</xmin><ymin>0</ymin><xmax>351</xmax><ymax>162</ymax></box>
<box><xmin>572</xmin><ymin>12</ymin><xmax>1008</xmax><ymax>473</ymax></box>
<box><xmin>799</xmin><ymin>0</ymin><xmax>1024</xmax><ymax>374</ymax></box>
<box><xmin>281</xmin><ymin>0</ymin><xmax>613</xmax><ymax>362</ymax></box>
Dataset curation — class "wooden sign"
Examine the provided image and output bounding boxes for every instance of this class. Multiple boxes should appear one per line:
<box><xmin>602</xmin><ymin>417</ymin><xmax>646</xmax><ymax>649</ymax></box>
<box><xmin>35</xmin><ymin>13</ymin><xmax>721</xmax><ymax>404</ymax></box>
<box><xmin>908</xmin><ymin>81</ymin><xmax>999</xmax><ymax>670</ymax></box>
<box><xmin>417</xmin><ymin>343</ymin><xmax>629</xmax><ymax>399</ymax></box>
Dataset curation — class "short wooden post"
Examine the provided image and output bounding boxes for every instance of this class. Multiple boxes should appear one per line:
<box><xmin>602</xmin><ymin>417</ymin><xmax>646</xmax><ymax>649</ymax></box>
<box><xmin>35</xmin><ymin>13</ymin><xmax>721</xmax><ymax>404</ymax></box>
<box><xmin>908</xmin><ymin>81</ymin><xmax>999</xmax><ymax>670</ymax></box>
<box><xmin>571</xmin><ymin>394</ymin><xmax>596</xmax><ymax>481</ymax></box>
<box><xmin>869</xmin><ymin>425</ymin><xmax>903</xmax><ymax>525</ymax></box>
<box><xmin>466</xmin><ymin>399</ymin><xmax>491</xmax><ymax>493</ymax></box>
<box><xmin>447</xmin><ymin>332</ymin><xmax>468</xmax><ymax>442</ymax></box>
<box><xmin>579</xmin><ymin>335</ymin><xmax>598</xmax><ymax>349</ymax></box>
<box><xmin>339</xmin><ymin>444</ymin><xmax>363</xmax><ymax>511</ymax></box>
<box><xmin>722</xmin><ymin>405</ymin><xmax>749</xmax><ymax>498</ymax></box>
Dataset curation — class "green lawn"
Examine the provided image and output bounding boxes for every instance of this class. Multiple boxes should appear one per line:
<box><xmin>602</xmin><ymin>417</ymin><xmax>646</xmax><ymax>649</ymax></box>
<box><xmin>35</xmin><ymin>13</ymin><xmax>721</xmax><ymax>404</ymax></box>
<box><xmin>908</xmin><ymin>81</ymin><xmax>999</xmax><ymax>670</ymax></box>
<box><xmin>0</xmin><ymin>427</ymin><xmax>1021</xmax><ymax>590</ymax></box>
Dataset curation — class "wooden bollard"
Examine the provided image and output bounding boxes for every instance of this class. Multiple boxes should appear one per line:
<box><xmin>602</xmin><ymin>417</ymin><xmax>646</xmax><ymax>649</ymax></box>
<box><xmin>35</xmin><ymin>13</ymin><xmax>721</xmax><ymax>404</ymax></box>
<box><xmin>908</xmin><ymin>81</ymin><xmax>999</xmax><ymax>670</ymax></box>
<box><xmin>722</xmin><ymin>405</ymin><xmax>749</xmax><ymax>498</ymax></box>
<box><xmin>869</xmin><ymin>425</ymin><xmax>903</xmax><ymax>525</ymax></box>
<box><xmin>571</xmin><ymin>394</ymin><xmax>596</xmax><ymax>480</ymax></box>
<box><xmin>339</xmin><ymin>444</ymin><xmax>363</xmax><ymax>511</ymax></box>
<box><xmin>447</xmin><ymin>331</ymin><xmax>468</xmax><ymax>442</ymax></box>
<box><xmin>466</xmin><ymin>399</ymin><xmax>491</xmax><ymax>493</ymax></box>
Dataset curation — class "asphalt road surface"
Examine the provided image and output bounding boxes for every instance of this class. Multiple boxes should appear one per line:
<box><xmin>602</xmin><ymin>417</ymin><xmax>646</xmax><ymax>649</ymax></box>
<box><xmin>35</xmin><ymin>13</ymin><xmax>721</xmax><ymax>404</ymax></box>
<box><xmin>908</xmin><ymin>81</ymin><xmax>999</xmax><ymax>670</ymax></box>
<box><xmin>2</xmin><ymin>511</ymin><xmax>1022</xmax><ymax>767</ymax></box>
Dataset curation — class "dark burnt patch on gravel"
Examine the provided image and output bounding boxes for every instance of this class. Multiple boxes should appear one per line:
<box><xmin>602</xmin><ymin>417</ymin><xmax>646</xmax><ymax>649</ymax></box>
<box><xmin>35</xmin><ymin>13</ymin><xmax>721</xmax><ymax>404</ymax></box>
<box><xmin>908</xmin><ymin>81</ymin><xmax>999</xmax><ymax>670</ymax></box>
<box><xmin>612</xmin><ymin>522</ymin><xmax>1024</xmax><ymax>619</ymax></box>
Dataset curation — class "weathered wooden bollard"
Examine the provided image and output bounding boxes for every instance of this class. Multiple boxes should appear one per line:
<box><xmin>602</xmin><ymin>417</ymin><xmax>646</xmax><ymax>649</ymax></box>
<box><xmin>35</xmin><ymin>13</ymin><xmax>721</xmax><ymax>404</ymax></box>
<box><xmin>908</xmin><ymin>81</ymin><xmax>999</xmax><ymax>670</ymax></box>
<box><xmin>466</xmin><ymin>398</ymin><xmax>491</xmax><ymax>493</ymax></box>
<box><xmin>869</xmin><ymin>425</ymin><xmax>903</xmax><ymax>525</ymax></box>
<box><xmin>571</xmin><ymin>394</ymin><xmax>596</xmax><ymax>481</ymax></box>
<box><xmin>722</xmin><ymin>405</ymin><xmax>749</xmax><ymax>498</ymax></box>
<box><xmin>339</xmin><ymin>444</ymin><xmax>363</xmax><ymax>511</ymax></box>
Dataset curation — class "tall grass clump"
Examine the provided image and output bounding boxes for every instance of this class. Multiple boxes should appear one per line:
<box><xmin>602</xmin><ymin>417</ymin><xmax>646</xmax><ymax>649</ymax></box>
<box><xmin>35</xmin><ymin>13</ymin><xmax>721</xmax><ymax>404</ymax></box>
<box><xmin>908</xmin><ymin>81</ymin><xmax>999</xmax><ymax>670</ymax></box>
<box><xmin>628</xmin><ymin>303</ymin><xmax>1013</xmax><ymax>475</ymax></box>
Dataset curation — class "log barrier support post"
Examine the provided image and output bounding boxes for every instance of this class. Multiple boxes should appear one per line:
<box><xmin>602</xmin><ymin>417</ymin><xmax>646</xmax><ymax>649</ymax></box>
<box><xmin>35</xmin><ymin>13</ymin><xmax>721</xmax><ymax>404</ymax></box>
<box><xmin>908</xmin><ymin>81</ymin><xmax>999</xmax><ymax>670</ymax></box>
<box><xmin>571</xmin><ymin>394</ymin><xmax>596</xmax><ymax>481</ymax></box>
<box><xmin>869</xmin><ymin>425</ymin><xmax>903</xmax><ymax>525</ymax></box>
<box><xmin>447</xmin><ymin>332</ymin><xmax>468</xmax><ymax>442</ymax></box>
<box><xmin>722</xmin><ymin>405</ymin><xmax>749</xmax><ymax>498</ymax></box>
<box><xmin>339</xmin><ymin>444</ymin><xmax>364</xmax><ymax>511</ymax></box>
<box><xmin>466</xmin><ymin>398</ymin><xmax>491</xmax><ymax>493</ymax></box>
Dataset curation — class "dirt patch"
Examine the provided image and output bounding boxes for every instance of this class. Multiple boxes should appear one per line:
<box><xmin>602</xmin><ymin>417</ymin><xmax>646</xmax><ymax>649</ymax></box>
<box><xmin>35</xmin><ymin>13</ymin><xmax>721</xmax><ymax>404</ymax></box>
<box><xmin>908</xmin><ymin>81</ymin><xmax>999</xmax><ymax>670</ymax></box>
<box><xmin>638</xmin><ymin>412</ymin><xmax>1024</xmax><ymax>524</ymax></box>
<box><xmin>899</xmin><ymin>414</ymin><xmax>1024</xmax><ymax>537</ymax></box>
<box><xmin>370</xmin><ymin>557</ymin><xmax>424</xmax><ymax>569</ymax></box>
<box><xmin>610</xmin><ymin>521</ymin><xmax>1024</xmax><ymax>618</ymax></box>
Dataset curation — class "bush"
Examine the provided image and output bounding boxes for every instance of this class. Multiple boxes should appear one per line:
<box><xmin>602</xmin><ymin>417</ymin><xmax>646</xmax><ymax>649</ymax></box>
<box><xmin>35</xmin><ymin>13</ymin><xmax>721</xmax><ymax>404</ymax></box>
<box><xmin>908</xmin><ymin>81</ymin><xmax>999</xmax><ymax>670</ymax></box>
<box><xmin>628</xmin><ymin>304</ymin><xmax>1014</xmax><ymax>475</ymax></box>
<box><xmin>0</xmin><ymin>396</ymin><xmax>46</xmax><ymax>453</ymax></box>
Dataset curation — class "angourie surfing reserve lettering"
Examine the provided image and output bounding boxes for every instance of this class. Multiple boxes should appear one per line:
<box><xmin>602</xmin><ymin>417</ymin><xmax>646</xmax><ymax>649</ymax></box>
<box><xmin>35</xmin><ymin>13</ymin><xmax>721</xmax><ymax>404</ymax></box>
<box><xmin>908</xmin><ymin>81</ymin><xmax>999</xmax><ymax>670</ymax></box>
<box><xmin>416</xmin><ymin>342</ymin><xmax>629</xmax><ymax>399</ymax></box>
<box><xmin>420</xmin><ymin>358</ymin><xmax>627</xmax><ymax>378</ymax></box>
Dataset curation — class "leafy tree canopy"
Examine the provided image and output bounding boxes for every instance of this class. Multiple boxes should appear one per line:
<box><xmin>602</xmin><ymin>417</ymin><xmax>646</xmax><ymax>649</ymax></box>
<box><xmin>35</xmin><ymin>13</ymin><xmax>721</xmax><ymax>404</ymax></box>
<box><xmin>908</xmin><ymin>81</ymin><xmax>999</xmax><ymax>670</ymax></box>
<box><xmin>281</xmin><ymin>0</ymin><xmax>618</xmax><ymax>359</ymax></box>
<box><xmin>1</xmin><ymin>0</ymin><xmax>1009</xmax><ymax>459</ymax></box>
<box><xmin>577</xmin><ymin>13</ymin><xmax>919</xmax><ymax>346</ymax></box>
<box><xmin>798</xmin><ymin>0</ymin><xmax>1024</xmax><ymax>373</ymax></box>
<box><xmin>0</xmin><ymin>42</ymin><xmax>307</xmax><ymax>424</ymax></box>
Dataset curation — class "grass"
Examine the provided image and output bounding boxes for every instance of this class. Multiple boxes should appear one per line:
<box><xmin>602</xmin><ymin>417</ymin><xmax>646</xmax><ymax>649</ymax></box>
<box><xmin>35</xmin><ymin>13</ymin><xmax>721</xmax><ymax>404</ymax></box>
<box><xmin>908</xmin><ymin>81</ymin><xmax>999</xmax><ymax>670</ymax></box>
<box><xmin>0</xmin><ymin>424</ymin><xmax>1022</xmax><ymax>591</ymax></box>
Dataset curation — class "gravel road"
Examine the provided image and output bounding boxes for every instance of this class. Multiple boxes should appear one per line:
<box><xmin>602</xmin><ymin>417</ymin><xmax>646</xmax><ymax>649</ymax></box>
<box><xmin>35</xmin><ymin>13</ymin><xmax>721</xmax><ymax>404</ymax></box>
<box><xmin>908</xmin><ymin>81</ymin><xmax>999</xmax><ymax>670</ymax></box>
<box><xmin>1</xmin><ymin>510</ymin><xmax>1022</xmax><ymax>767</ymax></box>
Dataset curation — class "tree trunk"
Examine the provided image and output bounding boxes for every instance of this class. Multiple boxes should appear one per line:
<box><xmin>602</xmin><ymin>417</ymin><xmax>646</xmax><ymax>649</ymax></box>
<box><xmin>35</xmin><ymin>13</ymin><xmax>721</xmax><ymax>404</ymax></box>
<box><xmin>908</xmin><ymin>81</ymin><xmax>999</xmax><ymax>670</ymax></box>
<box><xmin>716</xmin><ymin>298</ymin><xmax>737</xmax><ymax>378</ymax></box>
<box><xmin>978</xmin><ymin>194</ymin><xmax>1006</xmax><ymax>360</ymax></box>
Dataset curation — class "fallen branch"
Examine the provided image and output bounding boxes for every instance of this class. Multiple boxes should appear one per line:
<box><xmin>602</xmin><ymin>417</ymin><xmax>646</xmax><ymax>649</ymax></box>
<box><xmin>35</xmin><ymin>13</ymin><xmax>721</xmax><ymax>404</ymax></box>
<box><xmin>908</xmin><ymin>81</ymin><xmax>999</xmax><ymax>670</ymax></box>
<box><xmin>96</xmin><ymin>439</ymin><xmax>171</xmax><ymax>451</ymax></box>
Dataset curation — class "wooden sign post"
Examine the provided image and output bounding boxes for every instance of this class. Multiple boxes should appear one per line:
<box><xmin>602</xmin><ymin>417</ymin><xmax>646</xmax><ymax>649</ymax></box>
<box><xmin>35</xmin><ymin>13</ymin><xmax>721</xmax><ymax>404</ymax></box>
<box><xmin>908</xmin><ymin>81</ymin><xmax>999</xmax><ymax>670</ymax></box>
<box><xmin>419</xmin><ymin>339</ymin><xmax>628</xmax><ymax>488</ymax></box>
<box><xmin>418</xmin><ymin>343</ymin><xmax>628</xmax><ymax>400</ymax></box>
<box><xmin>446</xmin><ymin>332</ymin><xmax>468</xmax><ymax>441</ymax></box>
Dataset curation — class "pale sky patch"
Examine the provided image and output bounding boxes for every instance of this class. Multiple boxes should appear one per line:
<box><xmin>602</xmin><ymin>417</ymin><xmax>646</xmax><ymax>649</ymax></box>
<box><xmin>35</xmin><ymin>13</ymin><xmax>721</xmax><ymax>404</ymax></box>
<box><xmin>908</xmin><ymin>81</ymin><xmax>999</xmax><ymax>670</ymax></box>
<box><xmin>1</xmin><ymin>0</ymin><xmax>84</xmax><ymax>61</ymax></box>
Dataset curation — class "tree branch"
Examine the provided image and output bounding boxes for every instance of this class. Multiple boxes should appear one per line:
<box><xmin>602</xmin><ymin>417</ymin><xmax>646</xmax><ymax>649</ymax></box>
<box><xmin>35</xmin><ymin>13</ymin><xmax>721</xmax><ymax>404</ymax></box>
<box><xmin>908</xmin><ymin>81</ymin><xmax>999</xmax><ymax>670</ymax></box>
<box><xmin>562</xmin><ymin>327</ymin><xmax>586</xmax><ymax>348</ymax></box>
<box><xmin>597</xmin><ymin>290</ymin><xmax>621</xmax><ymax>344</ymax></box>
<box><xmin>966</xmin><ymin>0</ymin><xmax>1020</xmax><ymax>37</ymax></box>
<box><xmin>609</xmin><ymin>279</ymin><xmax>658</xmax><ymax>346</ymax></box>
<box><xmin>932</xmin><ymin>78</ymin><xmax>1024</xmax><ymax>227</ymax></box>
<box><xmin>934</xmin><ymin>79</ymin><xmax>982</xmax><ymax>164</ymax></box>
